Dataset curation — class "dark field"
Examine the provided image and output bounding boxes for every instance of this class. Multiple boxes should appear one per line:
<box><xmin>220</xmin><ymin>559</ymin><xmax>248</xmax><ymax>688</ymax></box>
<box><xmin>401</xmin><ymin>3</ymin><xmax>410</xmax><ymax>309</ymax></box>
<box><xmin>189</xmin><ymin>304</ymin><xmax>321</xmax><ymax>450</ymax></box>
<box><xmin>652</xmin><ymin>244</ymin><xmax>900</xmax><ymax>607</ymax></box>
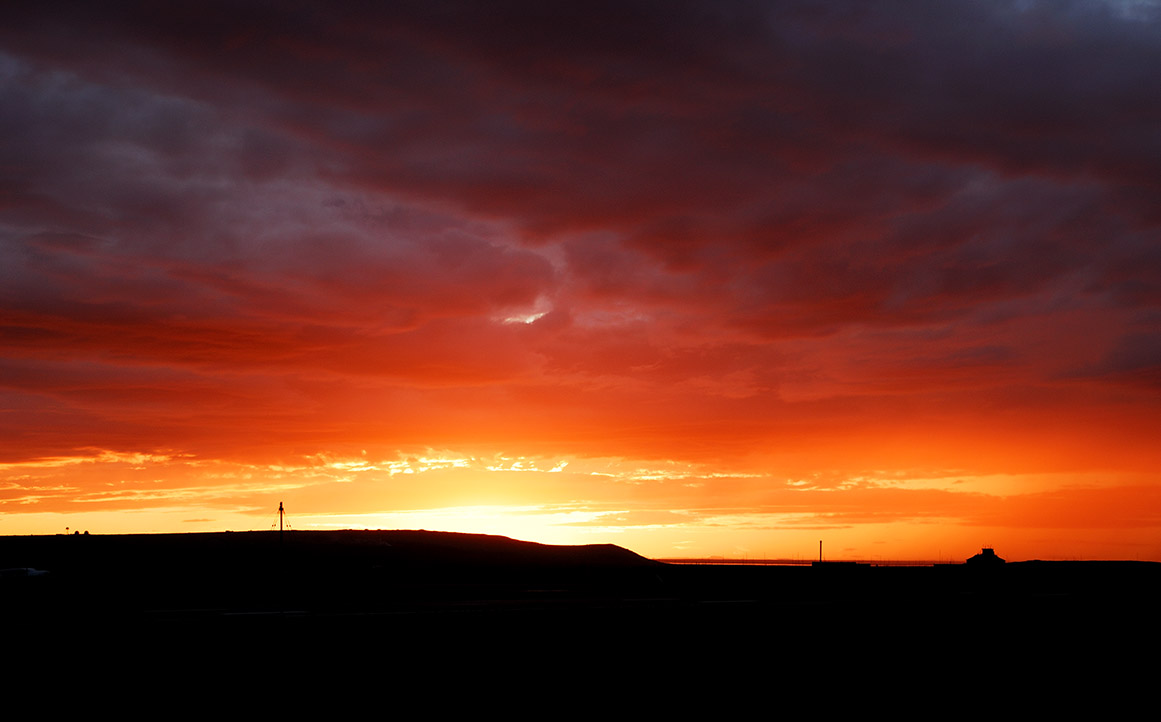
<box><xmin>3</xmin><ymin>530</ymin><xmax>1157</xmax><ymax>704</ymax></box>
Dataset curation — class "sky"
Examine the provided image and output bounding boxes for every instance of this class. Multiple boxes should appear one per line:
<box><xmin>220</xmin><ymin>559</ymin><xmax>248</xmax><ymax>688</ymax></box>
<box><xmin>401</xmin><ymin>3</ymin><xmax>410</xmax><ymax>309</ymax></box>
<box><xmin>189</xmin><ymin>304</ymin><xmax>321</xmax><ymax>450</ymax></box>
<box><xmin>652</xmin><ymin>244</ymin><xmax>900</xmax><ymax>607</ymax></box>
<box><xmin>2</xmin><ymin>0</ymin><xmax>1160</xmax><ymax>561</ymax></box>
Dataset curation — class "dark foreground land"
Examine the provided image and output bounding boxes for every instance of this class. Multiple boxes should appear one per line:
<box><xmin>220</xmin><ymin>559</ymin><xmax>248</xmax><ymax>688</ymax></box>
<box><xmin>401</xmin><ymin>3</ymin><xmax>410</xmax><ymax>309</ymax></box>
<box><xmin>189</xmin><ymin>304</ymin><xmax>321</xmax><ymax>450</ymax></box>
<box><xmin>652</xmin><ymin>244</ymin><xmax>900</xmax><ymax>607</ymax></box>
<box><xmin>3</xmin><ymin>530</ymin><xmax>1158</xmax><ymax>701</ymax></box>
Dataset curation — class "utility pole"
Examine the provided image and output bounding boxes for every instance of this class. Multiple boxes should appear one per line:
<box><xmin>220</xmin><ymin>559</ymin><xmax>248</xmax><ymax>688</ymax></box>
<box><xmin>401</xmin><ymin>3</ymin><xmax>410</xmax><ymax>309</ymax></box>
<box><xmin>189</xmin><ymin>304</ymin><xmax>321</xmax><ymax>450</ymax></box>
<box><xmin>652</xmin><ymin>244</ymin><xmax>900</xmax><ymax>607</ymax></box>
<box><xmin>279</xmin><ymin>501</ymin><xmax>284</xmax><ymax>543</ymax></box>
<box><xmin>819</xmin><ymin>540</ymin><xmax>822</xmax><ymax>563</ymax></box>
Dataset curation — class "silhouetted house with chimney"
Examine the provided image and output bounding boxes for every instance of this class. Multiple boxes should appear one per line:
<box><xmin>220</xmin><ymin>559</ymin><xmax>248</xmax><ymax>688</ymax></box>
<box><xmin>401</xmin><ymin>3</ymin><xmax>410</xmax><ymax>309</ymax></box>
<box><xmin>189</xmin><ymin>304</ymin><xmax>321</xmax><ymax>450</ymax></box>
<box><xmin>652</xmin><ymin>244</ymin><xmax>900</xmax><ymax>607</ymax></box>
<box><xmin>966</xmin><ymin>547</ymin><xmax>1005</xmax><ymax>565</ymax></box>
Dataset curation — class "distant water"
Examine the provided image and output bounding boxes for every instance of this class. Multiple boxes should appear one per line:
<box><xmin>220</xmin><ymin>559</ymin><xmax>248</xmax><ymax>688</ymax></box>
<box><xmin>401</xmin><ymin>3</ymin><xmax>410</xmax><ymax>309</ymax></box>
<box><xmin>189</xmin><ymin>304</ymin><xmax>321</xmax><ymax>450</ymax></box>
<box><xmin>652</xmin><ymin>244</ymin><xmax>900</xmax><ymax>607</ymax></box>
<box><xmin>658</xmin><ymin>558</ymin><xmax>945</xmax><ymax>566</ymax></box>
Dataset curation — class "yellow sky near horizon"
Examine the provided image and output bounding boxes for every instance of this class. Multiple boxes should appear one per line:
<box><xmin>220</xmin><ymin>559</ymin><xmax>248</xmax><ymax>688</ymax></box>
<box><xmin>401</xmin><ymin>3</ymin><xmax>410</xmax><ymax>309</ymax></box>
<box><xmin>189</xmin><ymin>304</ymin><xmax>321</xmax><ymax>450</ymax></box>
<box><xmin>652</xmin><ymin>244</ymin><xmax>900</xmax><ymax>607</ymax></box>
<box><xmin>4</xmin><ymin>449</ymin><xmax>1157</xmax><ymax>562</ymax></box>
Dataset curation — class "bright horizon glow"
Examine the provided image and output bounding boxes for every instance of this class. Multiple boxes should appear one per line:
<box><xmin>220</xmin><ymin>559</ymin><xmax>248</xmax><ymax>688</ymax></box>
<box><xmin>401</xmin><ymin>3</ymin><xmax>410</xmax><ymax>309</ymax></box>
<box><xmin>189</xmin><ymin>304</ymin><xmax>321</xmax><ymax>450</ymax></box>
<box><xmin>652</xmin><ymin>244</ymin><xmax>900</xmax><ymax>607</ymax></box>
<box><xmin>3</xmin><ymin>450</ymin><xmax>1157</xmax><ymax>561</ymax></box>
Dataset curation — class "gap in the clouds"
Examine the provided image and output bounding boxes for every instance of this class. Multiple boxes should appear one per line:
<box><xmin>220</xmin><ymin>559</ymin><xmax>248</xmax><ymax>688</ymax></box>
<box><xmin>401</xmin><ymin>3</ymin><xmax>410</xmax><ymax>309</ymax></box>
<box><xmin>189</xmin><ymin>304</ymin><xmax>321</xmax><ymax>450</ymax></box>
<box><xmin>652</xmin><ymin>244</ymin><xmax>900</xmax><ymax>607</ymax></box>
<box><xmin>498</xmin><ymin>294</ymin><xmax>554</xmax><ymax>325</ymax></box>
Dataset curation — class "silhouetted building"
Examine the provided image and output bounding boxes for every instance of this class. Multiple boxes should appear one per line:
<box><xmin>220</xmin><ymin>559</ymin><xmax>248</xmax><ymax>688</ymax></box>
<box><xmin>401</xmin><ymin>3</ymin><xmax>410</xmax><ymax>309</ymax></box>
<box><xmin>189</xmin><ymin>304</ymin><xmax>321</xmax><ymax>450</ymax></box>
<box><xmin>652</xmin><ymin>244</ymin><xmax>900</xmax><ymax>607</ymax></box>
<box><xmin>966</xmin><ymin>547</ymin><xmax>1005</xmax><ymax>565</ymax></box>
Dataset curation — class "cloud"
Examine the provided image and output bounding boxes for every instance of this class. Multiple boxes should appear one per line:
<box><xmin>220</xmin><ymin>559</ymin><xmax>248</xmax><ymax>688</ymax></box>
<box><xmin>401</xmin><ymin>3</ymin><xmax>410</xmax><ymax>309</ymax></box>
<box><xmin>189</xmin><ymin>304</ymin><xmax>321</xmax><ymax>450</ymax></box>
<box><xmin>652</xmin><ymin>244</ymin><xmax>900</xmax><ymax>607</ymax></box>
<box><xmin>1</xmin><ymin>2</ymin><xmax>1159</xmax><ymax>557</ymax></box>
<box><xmin>1072</xmin><ymin>332</ymin><xmax>1161</xmax><ymax>388</ymax></box>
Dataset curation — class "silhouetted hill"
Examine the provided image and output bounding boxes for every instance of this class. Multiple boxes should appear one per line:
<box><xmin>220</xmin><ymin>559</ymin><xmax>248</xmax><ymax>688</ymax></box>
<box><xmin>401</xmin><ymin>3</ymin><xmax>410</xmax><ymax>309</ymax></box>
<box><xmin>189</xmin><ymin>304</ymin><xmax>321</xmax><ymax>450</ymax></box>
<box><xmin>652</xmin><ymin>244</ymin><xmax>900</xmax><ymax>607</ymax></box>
<box><xmin>2</xmin><ymin>528</ymin><xmax>660</xmax><ymax>578</ymax></box>
<box><xmin>4</xmin><ymin>531</ymin><xmax>1159</xmax><ymax>615</ymax></box>
<box><xmin>3</xmin><ymin>531</ymin><xmax>1158</xmax><ymax>703</ymax></box>
<box><xmin>0</xmin><ymin>528</ymin><xmax>655</xmax><ymax>571</ymax></box>
<box><xmin>0</xmin><ymin>529</ymin><xmax>659</xmax><ymax>612</ymax></box>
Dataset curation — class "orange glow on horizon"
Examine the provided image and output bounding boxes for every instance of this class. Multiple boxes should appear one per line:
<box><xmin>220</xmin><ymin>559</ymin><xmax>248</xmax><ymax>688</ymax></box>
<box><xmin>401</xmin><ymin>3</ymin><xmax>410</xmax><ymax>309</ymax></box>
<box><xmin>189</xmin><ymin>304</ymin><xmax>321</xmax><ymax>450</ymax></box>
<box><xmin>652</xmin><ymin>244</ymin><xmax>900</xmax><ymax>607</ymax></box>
<box><xmin>3</xmin><ymin>449</ymin><xmax>1159</xmax><ymax>561</ymax></box>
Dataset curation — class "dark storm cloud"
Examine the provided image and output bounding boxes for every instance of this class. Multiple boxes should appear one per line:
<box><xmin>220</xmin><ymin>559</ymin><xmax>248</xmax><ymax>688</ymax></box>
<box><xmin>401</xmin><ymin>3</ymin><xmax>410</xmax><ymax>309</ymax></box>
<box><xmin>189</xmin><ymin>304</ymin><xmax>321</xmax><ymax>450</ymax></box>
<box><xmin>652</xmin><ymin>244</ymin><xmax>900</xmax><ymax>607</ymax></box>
<box><xmin>7</xmin><ymin>1</ymin><xmax>1159</xmax><ymax>236</ymax></box>
<box><xmin>2</xmin><ymin>0</ymin><xmax>1159</xmax><ymax>465</ymax></box>
<box><xmin>1074</xmin><ymin>332</ymin><xmax>1161</xmax><ymax>387</ymax></box>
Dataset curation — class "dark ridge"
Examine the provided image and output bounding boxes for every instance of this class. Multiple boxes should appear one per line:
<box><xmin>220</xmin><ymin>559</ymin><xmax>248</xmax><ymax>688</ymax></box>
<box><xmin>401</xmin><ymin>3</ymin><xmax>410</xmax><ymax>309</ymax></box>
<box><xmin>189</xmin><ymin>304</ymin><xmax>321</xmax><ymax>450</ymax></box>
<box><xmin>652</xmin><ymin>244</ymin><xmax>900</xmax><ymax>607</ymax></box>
<box><xmin>0</xmin><ymin>528</ymin><xmax>657</xmax><ymax>571</ymax></box>
<box><xmin>3</xmin><ymin>531</ymin><xmax>1159</xmax><ymax>697</ymax></box>
<box><xmin>0</xmin><ymin>529</ymin><xmax>662</xmax><ymax>619</ymax></box>
<box><xmin>4</xmin><ymin>530</ymin><xmax>1158</xmax><ymax>624</ymax></box>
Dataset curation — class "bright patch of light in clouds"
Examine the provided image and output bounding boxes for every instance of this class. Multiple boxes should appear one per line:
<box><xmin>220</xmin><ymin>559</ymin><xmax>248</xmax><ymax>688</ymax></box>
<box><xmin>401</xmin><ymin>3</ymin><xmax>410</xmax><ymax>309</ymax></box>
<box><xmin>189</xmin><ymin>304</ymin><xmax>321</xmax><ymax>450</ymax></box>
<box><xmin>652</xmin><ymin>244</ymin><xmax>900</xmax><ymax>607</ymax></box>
<box><xmin>500</xmin><ymin>296</ymin><xmax>553</xmax><ymax>325</ymax></box>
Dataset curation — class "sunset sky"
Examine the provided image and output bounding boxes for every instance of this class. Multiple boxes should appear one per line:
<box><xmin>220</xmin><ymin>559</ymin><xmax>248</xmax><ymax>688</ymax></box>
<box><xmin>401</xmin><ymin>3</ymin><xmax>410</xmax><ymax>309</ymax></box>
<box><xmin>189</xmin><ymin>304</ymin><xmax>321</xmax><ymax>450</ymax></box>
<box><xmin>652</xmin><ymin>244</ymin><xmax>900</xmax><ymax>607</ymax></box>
<box><xmin>3</xmin><ymin>1</ymin><xmax>1160</xmax><ymax>561</ymax></box>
